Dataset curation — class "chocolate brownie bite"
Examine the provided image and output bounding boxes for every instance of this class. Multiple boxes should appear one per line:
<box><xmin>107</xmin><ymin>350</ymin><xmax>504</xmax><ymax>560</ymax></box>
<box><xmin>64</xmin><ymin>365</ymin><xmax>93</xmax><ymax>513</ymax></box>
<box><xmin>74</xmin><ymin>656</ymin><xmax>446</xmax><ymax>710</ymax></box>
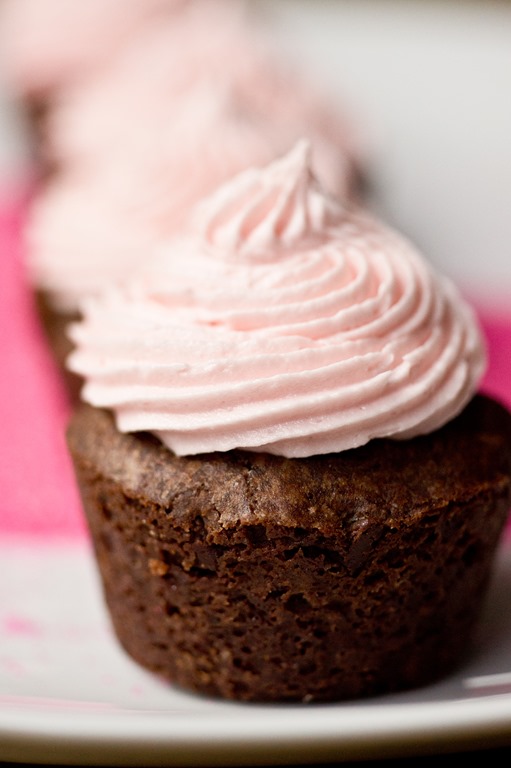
<box><xmin>66</xmin><ymin>144</ymin><xmax>510</xmax><ymax>702</ymax></box>
<box><xmin>67</xmin><ymin>395</ymin><xmax>511</xmax><ymax>702</ymax></box>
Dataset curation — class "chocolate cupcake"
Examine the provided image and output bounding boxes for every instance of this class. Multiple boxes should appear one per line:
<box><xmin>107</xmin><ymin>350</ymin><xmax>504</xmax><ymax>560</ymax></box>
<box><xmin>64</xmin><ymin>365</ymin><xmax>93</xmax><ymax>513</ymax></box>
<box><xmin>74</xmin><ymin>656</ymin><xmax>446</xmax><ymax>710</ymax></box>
<box><xmin>68</xmin><ymin>394</ymin><xmax>511</xmax><ymax>702</ymax></box>
<box><xmin>66</xmin><ymin>143</ymin><xmax>511</xmax><ymax>702</ymax></box>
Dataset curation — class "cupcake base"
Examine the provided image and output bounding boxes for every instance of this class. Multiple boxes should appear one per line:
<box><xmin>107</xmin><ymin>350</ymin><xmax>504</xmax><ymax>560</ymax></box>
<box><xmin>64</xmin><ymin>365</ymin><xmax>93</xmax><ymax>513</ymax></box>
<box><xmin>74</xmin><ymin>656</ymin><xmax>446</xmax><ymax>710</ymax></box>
<box><xmin>67</xmin><ymin>395</ymin><xmax>511</xmax><ymax>703</ymax></box>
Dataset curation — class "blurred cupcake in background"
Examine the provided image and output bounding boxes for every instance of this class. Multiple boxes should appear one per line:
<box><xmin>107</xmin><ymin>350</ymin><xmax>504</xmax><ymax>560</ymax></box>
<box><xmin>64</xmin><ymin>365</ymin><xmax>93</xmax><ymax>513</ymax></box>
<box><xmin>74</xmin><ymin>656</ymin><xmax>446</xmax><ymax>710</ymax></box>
<box><xmin>42</xmin><ymin>0</ymin><xmax>360</xmax><ymax>188</ymax></box>
<box><xmin>0</xmin><ymin>0</ymin><xmax>191</xmax><ymax>106</ymax></box>
<box><xmin>22</xmin><ymin>0</ymin><xmax>363</xmax><ymax>402</ymax></box>
<box><xmin>0</xmin><ymin>0</ymin><xmax>190</xmax><ymax>164</ymax></box>
<box><xmin>25</xmin><ymin>69</ymin><xmax>360</xmax><ymax>402</ymax></box>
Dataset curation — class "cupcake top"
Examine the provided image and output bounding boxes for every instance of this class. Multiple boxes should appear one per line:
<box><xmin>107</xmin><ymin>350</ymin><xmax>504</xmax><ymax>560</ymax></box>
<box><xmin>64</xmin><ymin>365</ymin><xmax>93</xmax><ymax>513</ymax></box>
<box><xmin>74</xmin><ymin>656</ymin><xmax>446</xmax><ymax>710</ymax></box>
<box><xmin>0</xmin><ymin>0</ymin><xmax>187</xmax><ymax>101</ymax></box>
<box><xmin>69</xmin><ymin>142</ymin><xmax>486</xmax><ymax>458</ymax></box>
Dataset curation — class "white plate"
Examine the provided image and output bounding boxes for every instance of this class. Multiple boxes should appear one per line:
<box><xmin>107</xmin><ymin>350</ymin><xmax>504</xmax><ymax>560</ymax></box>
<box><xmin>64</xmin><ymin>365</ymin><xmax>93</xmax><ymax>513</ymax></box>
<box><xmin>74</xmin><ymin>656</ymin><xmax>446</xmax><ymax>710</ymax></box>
<box><xmin>1</xmin><ymin>533</ymin><xmax>511</xmax><ymax>766</ymax></box>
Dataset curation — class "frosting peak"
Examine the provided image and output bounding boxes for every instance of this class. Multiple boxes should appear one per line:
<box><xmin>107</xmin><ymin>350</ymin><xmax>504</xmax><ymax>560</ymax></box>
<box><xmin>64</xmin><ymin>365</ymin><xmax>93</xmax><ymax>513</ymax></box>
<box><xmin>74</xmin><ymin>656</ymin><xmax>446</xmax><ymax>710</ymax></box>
<box><xmin>196</xmin><ymin>141</ymin><xmax>344</xmax><ymax>259</ymax></box>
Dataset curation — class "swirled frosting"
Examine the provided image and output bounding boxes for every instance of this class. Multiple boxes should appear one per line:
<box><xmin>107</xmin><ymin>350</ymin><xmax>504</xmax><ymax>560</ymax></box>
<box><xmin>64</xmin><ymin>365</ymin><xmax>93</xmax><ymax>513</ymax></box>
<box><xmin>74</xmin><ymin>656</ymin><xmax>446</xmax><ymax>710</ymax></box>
<box><xmin>69</xmin><ymin>142</ymin><xmax>486</xmax><ymax>457</ymax></box>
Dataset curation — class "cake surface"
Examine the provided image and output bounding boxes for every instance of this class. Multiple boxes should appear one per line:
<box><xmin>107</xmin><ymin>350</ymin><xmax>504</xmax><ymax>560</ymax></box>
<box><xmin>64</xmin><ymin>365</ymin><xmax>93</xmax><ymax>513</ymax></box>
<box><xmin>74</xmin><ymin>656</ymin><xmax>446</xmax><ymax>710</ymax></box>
<box><xmin>67</xmin><ymin>394</ymin><xmax>511</xmax><ymax>702</ymax></box>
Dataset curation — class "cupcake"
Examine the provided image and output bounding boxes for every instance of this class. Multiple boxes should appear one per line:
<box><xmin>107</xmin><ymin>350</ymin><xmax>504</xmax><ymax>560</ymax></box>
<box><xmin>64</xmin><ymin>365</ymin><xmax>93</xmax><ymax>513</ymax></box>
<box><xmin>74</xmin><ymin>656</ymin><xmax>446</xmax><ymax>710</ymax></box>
<box><xmin>0</xmin><ymin>0</ymin><xmax>188</xmax><ymax>163</ymax></box>
<box><xmin>66</xmin><ymin>143</ymin><xmax>511</xmax><ymax>702</ymax></box>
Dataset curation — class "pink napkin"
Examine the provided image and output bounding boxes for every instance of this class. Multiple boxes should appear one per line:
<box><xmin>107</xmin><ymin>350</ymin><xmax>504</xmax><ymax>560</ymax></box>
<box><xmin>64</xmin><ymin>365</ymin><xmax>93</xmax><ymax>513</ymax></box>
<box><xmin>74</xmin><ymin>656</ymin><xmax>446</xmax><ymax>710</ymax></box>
<box><xmin>0</xmin><ymin>192</ymin><xmax>509</xmax><ymax>540</ymax></box>
<box><xmin>0</xmin><ymin>188</ymin><xmax>86</xmax><ymax>539</ymax></box>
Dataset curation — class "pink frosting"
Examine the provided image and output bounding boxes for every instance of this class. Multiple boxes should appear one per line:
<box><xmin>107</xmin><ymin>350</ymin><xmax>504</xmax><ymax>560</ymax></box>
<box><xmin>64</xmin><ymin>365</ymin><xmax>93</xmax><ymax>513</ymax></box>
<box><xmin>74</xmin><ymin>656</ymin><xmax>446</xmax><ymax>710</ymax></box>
<box><xmin>69</xmin><ymin>142</ymin><xmax>486</xmax><ymax>458</ymax></box>
<box><xmin>0</xmin><ymin>0</ymin><xmax>187</xmax><ymax>100</ymax></box>
<box><xmin>24</xmin><ymin>170</ymin><xmax>155</xmax><ymax>313</ymax></box>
